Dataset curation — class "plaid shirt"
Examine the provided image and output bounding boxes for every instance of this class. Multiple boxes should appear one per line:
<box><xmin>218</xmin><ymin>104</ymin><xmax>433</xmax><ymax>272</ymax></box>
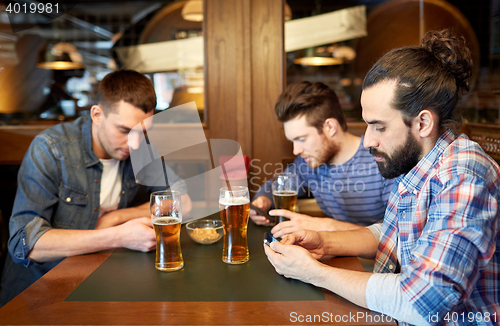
<box><xmin>374</xmin><ymin>129</ymin><xmax>500</xmax><ymax>326</ymax></box>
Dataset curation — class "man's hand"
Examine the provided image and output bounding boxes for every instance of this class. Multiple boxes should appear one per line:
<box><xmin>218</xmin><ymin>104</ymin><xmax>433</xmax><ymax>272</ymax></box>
<box><xmin>250</xmin><ymin>196</ymin><xmax>273</xmax><ymax>225</ymax></box>
<box><xmin>281</xmin><ymin>229</ymin><xmax>327</xmax><ymax>260</ymax></box>
<box><xmin>265</xmin><ymin>233</ymin><xmax>371</xmax><ymax>309</ymax></box>
<box><xmin>264</xmin><ymin>238</ymin><xmax>324</xmax><ymax>283</ymax></box>
<box><xmin>270</xmin><ymin>210</ymin><xmax>363</xmax><ymax>238</ymax></box>
<box><xmin>270</xmin><ymin>210</ymin><xmax>330</xmax><ymax>238</ymax></box>
<box><xmin>116</xmin><ymin>217</ymin><xmax>156</xmax><ymax>252</ymax></box>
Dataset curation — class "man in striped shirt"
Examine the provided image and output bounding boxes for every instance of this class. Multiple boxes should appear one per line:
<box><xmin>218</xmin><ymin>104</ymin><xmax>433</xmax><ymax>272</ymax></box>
<box><xmin>251</xmin><ymin>81</ymin><xmax>394</xmax><ymax>235</ymax></box>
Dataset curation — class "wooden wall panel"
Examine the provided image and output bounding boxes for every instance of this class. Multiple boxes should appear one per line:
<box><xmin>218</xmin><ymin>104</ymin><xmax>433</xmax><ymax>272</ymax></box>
<box><xmin>205</xmin><ymin>0</ymin><xmax>288</xmax><ymax>196</ymax></box>
<box><xmin>205</xmin><ymin>0</ymin><xmax>241</xmax><ymax>142</ymax></box>
<box><xmin>250</xmin><ymin>0</ymin><xmax>289</xmax><ymax>192</ymax></box>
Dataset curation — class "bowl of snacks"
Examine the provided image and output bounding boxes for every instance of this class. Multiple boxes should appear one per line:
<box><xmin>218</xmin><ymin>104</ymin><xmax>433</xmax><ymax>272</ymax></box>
<box><xmin>186</xmin><ymin>219</ymin><xmax>224</xmax><ymax>245</ymax></box>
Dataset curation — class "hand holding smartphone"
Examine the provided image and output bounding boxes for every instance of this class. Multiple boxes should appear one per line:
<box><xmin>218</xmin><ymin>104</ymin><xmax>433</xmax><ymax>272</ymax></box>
<box><xmin>250</xmin><ymin>203</ymin><xmax>275</xmax><ymax>224</ymax></box>
<box><xmin>263</xmin><ymin>232</ymin><xmax>279</xmax><ymax>247</ymax></box>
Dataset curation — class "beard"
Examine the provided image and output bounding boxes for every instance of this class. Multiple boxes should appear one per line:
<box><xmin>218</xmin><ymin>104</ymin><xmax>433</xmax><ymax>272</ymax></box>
<box><xmin>369</xmin><ymin>129</ymin><xmax>422</xmax><ymax>179</ymax></box>
<box><xmin>305</xmin><ymin>135</ymin><xmax>340</xmax><ymax>168</ymax></box>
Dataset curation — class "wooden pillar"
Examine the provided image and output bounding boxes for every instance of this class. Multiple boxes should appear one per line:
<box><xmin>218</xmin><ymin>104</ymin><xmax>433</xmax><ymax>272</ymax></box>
<box><xmin>205</xmin><ymin>0</ymin><xmax>289</xmax><ymax>195</ymax></box>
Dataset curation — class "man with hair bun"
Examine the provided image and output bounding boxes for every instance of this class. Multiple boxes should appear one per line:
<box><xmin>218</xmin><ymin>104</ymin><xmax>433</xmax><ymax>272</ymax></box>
<box><xmin>265</xmin><ymin>29</ymin><xmax>500</xmax><ymax>325</ymax></box>
<box><xmin>0</xmin><ymin>70</ymin><xmax>192</xmax><ymax>307</ymax></box>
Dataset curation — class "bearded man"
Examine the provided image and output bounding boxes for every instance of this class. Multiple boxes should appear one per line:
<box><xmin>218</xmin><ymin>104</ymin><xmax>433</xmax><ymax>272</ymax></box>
<box><xmin>251</xmin><ymin>81</ymin><xmax>394</xmax><ymax>236</ymax></box>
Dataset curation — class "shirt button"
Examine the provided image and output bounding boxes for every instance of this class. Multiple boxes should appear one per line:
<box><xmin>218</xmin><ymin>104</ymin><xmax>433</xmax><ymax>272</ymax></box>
<box><xmin>402</xmin><ymin>211</ymin><xmax>405</xmax><ymax>218</ymax></box>
<box><xmin>95</xmin><ymin>179</ymin><xmax>99</xmax><ymax>183</ymax></box>
<box><xmin>413</xmin><ymin>189</ymin><xmax>417</xmax><ymax>195</ymax></box>
<box><xmin>135</xmin><ymin>179</ymin><xmax>139</xmax><ymax>184</ymax></box>
<box><xmin>389</xmin><ymin>264</ymin><xmax>394</xmax><ymax>270</ymax></box>
<box><xmin>94</xmin><ymin>207</ymin><xmax>98</xmax><ymax>211</ymax></box>
<box><xmin>122</xmin><ymin>190</ymin><xmax>125</xmax><ymax>194</ymax></box>
<box><xmin>66</xmin><ymin>197</ymin><xmax>71</xmax><ymax>202</ymax></box>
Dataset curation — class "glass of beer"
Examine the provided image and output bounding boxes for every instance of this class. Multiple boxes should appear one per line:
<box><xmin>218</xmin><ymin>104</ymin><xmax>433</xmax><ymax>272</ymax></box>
<box><xmin>219</xmin><ymin>186</ymin><xmax>250</xmax><ymax>264</ymax></box>
<box><xmin>150</xmin><ymin>190</ymin><xmax>184</xmax><ymax>272</ymax></box>
<box><xmin>272</xmin><ymin>172</ymin><xmax>298</xmax><ymax>224</ymax></box>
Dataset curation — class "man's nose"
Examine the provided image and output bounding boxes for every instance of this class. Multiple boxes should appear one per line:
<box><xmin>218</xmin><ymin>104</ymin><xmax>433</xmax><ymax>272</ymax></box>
<box><xmin>293</xmin><ymin>143</ymin><xmax>303</xmax><ymax>156</ymax></box>
<box><xmin>128</xmin><ymin>131</ymin><xmax>141</xmax><ymax>150</ymax></box>
<box><xmin>363</xmin><ymin>127</ymin><xmax>379</xmax><ymax>149</ymax></box>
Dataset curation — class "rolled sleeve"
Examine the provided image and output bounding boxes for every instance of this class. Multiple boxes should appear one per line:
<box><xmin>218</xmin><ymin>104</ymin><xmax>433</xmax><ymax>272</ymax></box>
<box><xmin>366</xmin><ymin>223</ymin><xmax>383</xmax><ymax>242</ymax></box>
<box><xmin>366</xmin><ymin>273</ymin><xmax>431</xmax><ymax>325</ymax></box>
<box><xmin>8</xmin><ymin>135</ymin><xmax>60</xmax><ymax>266</ymax></box>
<box><xmin>9</xmin><ymin>217</ymin><xmax>52</xmax><ymax>266</ymax></box>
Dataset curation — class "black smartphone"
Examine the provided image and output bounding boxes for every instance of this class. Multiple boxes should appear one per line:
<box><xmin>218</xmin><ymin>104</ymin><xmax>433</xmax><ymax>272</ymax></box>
<box><xmin>263</xmin><ymin>232</ymin><xmax>279</xmax><ymax>247</ymax></box>
<box><xmin>250</xmin><ymin>203</ymin><xmax>275</xmax><ymax>224</ymax></box>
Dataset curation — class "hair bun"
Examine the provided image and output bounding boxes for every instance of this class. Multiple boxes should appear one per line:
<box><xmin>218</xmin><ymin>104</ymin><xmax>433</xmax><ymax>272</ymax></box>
<box><xmin>421</xmin><ymin>29</ymin><xmax>473</xmax><ymax>92</ymax></box>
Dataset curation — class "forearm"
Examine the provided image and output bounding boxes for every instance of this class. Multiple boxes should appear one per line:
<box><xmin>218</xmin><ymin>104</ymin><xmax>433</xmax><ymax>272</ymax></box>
<box><xmin>321</xmin><ymin>227</ymin><xmax>379</xmax><ymax>259</ymax></box>
<box><xmin>117</xmin><ymin>203</ymin><xmax>150</xmax><ymax>223</ymax></box>
<box><xmin>96</xmin><ymin>203</ymin><xmax>149</xmax><ymax>229</ymax></box>
<box><xmin>28</xmin><ymin>228</ymin><xmax>123</xmax><ymax>263</ymax></box>
<box><xmin>324</xmin><ymin>218</ymin><xmax>365</xmax><ymax>232</ymax></box>
<box><xmin>309</xmin><ymin>263</ymin><xmax>372</xmax><ymax>308</ymax></box>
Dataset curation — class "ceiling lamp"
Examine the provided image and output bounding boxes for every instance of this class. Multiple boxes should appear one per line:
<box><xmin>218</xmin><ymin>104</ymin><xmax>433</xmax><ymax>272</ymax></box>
<box><xmin>332</xmin><ymin>46</ymin><xmax>356</xmax><ymax>61</ymax></box>
<box><xmin>293</xmin><ymin>44</ymin><xmax>356</xmax><ymax>66</ymax></box>
<box><xmin>37</xmin><ymin>42</ymin><xmax>84</xmax><ymax>70</ymax></box>
<box><xmin>293</xmin><ymin>46</ymin><xmax>343</xmax><ymax>66</ymax></box>
<box><xmin>182</xmin><ymin>0</ymin><xmax>203</xmax><ymax>22</ymax></box>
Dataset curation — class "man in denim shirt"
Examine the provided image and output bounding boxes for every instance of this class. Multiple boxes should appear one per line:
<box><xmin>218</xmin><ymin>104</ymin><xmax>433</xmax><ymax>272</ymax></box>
<box><xmin>0</xmin><ymin>70</ymin><xmax>192</xmax><ymax>306</ymax></box>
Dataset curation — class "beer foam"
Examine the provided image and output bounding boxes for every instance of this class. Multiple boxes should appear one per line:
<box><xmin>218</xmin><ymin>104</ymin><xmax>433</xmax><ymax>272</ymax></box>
<box><xmin>219</xmin><ymin>196</ymin><xmax>250</xmax><ymax>206</ymax></box>
<box><xmin>152</xmin><ymin>216</ymin><xmax>181</xmax><ymax>225</ymax></box>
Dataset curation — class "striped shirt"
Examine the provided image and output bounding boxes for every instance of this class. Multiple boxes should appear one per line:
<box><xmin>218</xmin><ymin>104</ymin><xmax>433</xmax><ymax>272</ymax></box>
<box><xmin>255</xmin><ymin>136</ymin><xmax>395</xmax><ymax>225</ymax></box>
<box><xmin>374</xmin><ymin>129</ymin><xmax>500</xmax><ymax>325</ymax></box>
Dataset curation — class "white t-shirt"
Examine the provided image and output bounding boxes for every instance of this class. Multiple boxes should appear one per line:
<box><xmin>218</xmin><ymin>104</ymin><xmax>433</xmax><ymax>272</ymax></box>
<box><xmin>98</xmin><ymin>158</ymin><xmax>122</xmax><ymax>218</ymax></box>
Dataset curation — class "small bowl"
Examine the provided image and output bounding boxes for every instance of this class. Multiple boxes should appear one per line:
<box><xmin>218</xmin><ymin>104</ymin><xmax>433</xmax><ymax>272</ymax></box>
<box><xmin>186</xmin><ymin>219</ymin><xmax>224</xmax><ymax>245</ymax></box>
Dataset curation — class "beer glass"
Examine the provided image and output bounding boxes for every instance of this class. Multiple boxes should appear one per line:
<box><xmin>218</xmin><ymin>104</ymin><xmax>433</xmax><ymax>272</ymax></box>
<box><xmin>150</xmin><ymin>190</ymin><xmax>184</xmax><ymax>271</ymax></box>
<box><xmin>219</xmin><ymin>186</ymin><xmax>250</xmax><ymax>264</ymax></box>
<box><xmin>272</xmin><ymin>172</ymin><xmax>298</xmax><ymax>224</ymax></box>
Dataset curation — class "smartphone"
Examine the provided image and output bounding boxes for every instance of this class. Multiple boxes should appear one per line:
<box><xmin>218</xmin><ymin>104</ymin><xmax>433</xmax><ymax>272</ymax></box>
<box><xmin>263</xmin><ymin>232</ymin><xmax>279</xmax><ymax>247</ymax></box>
<box><xmin>250</xmin><ymin>203</ymin><xmax>275</xmax><ymax>224</ymax></box>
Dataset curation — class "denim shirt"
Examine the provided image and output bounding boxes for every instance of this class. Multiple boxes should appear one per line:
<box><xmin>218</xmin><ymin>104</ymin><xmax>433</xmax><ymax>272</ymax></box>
<box><xmin>8</xmin><ymin>116</ymin><xmax>186</xmax><ymax>267</ymax></box>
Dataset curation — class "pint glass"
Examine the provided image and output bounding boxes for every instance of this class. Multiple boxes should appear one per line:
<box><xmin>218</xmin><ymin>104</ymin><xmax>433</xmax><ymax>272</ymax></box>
<box><xmin>150</xmin><ymin>190</ymin><xmax>184</xmax><ymax>271</ymax></box>
<box><xmin>219</xmin><ymin>186</ymin><xmax>250</xmax><ymax>264</ymax></box>
<box><xmin>272</xmin><ymin>172</ymin><xmax>298</xmax><ymax>224</ymax></box>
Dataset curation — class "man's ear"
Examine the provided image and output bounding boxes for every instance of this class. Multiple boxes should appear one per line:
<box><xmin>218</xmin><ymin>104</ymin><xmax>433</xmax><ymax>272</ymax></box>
<box><xmin>90</xmin><ymin>105</ymin><xmax>104</xmax><ymax>126</ymax></box>
<box><xmin>323</xmin><ymin>118</ymin><xmax>338</xmax><ymax>137</ymax></box>
<box><xmin>413</xmin><ymin>109</ymin><xmax>436</xmax><ymax>138</ymax></box>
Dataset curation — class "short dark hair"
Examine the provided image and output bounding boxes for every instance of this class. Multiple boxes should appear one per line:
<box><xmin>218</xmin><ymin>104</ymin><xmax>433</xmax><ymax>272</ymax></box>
<box><xmin>362</xmin><ymin>29</ymin><xmax>473</xmax><ymax>131</ymax></box>
<box><xmin>97</xmin><ymin>70</ymin><xmax>157</xmax><ymax>114</ymax></box>
<box><xmin>274</xmin><ymin>81</ymin><xmax>347</xmax><ymax>133</ymax></box>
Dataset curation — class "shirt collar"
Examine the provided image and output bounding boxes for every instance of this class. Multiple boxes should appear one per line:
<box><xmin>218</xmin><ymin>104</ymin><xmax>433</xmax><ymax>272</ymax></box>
<box><xmin>81</xmin><ymin>116</ymin><xmax>101</xmax><ymax>167</ymax></box>
<box><xmin>398</xmin><ymin>129</ymin><xmax>457</xmax><ymax>196</ymax></box>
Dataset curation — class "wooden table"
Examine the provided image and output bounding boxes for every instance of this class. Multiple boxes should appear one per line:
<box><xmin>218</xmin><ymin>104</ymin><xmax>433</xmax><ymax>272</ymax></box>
<box><xmin>0</xmin><ymin>222</ymin><xmax>395</xmax><ymax>326</ymax></box>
